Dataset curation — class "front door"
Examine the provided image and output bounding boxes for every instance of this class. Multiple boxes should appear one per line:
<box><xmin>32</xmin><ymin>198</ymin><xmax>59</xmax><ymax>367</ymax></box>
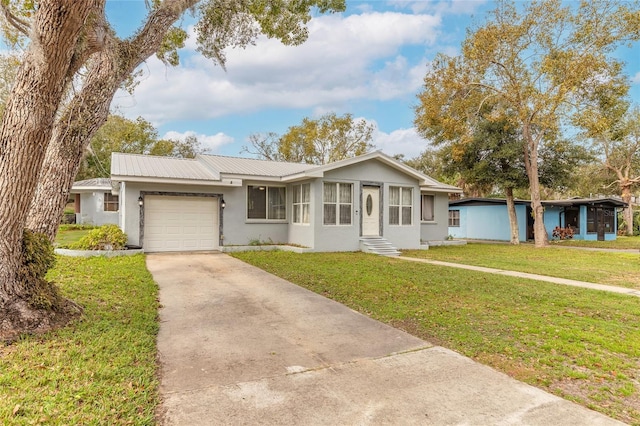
<box><xmin>596</xmin><ymin>208</ymin><xmax>606</xmax><ymax>241</ymax></box>
<box><xmin>362</xmin><ymin>186</ymin><xmax>380</xmax><ymax>236</ymax></box>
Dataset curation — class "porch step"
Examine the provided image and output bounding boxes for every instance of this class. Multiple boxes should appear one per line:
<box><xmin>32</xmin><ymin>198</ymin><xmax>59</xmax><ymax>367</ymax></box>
<box><xmin>360</xmin><ymin>237</ymin><xmax>401</xmax><ymax>257</ymax></box>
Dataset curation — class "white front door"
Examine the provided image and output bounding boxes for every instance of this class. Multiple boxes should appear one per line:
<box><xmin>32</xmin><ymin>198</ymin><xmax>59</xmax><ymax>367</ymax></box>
<box><xmin>362</xmin><ymin>186</ymin><xmax>380</xmax><ymax>236</ymax></box>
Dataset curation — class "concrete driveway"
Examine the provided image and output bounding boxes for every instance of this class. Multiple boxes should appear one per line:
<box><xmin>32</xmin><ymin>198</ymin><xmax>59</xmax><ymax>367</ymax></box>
<box><xmin>148</xmin><ymin>253</ymin><xmax>622</xmax><ymax>425</ymax></box>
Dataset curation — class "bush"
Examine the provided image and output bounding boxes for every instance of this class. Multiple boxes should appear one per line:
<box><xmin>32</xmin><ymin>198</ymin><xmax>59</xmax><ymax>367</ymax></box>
<box><xmin>552</xmin><ymin>226</ymin><xmax>574</xmax><ymax>240</ymax></box>
<box><xmin>70</xmin><ymin>225</ymin><xmax>127</xmax><ymax>250</ymax></box>
<box><xmin>19</xmin><ymin>229</ymin><xmax>60</xmax><ymax>310</ymax></box>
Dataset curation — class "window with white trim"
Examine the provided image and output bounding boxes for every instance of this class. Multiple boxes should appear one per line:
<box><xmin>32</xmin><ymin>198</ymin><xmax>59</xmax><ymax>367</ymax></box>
<box><xmin>389</xmin><ymin>186</ymin><xmax>412</xmax><ymax>225</ymax></box>
<box><xmin>448</xmin><ymin>209</ymin><xmax>460</xmax><ymax>227</ymax></box>
<box><xmin>104</xmin><ymin>193</ymin><xmax>119</xmax><ymax>212</ymax></box>
<box><xmin>421</xmin><ymin>194</ymin><xmax>435</xmax><ymax>222</ymax></box>
<box><xmin>292</xmin><ymin>183</ymin><xmax>310</xmax><ymax>224</ymax></box>
<box><xmin>323</xmin><ymin>182</ymin><xmax>352</xmax><ymax>225</ymax></box>
<box><xmin>247</xmin><ymin>185</ymin><xmax>286</xmax><ymax>220</ymax></box>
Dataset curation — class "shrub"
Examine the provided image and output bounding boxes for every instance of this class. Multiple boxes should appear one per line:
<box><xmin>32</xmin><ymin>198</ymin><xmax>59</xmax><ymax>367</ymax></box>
<box><xmin>19</xmin><ymin>229</ymin><xmax>60</xmax><ymax>310</ymax></box>
<box><xmin>70</xmin><ymin>225</ymin><xmax>127</xmax><ymax>250</ymax></box>
<box><xmin>552</xmin><ymin>226</ymin><xmax>574</xmax><ymax>240</ymax></box>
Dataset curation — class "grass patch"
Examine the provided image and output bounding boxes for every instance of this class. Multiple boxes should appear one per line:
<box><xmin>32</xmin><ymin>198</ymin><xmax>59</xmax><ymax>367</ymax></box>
<box><xmin>55</xmin><ymin>225</ymin><xmax>96</xmax><ymax>247</ymax></box>
<box><xmin>552</xmin><ymin>235</ymin><xmax>640</xmax><ymax>250</ymax></box>
<box><xmin>0</xmin><ymin>254</ymin><xmax>159</xmax><ymax>425</ymax></box>
<box><xmin>403</xmin><ymin>243</ymin><xmax>640</xmax><ymax>289</ymax></box>
<box><xmin>231</xmin><ymin>251</ymin><xmax>640</xmax><ymax>424</ymax></box>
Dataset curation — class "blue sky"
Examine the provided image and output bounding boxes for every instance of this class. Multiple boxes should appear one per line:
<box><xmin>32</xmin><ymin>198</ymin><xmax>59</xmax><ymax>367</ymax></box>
<box><xmin>106</xmin><ymin>1</ymin><xmax>640</xmax><ymax>159</ymax></box>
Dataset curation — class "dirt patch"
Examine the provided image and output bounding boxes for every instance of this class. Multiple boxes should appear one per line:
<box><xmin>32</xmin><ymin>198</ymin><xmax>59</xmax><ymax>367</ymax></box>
<box><xmin>0</xmin><ymin>297</ymin><xmax>83</xmax><ymax>344</ymax></box>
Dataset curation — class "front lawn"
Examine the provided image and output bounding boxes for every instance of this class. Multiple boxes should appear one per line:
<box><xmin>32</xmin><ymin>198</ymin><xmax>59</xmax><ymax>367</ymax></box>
<box><xmin>554</xmin><ymin>235</ymin><xmax>640</xmax><ymax>250</ymax></box>
<box><xmin>55</xmin><ymin>224</ymin><xmax>95</xmax><ymax>247</ymax></box>
<box><xmin>232</xmin><ymin>251</ymin><xmax>640</xmax><ymax>424</ymax></box>
<box><xmin>403</xmin><ymin>243</ymin><xmax>640</xmax><ymax>290</ymax></box>
<box><xmin>0</xmin><ymin>255</ymin><xmax>159</xmax><ymax>425</ymax></box>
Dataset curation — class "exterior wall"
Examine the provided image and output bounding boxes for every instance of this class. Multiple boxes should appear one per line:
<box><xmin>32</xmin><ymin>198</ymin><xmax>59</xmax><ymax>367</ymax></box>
<box><xmin>420</xmin><ymin>192</ymin><xmax>451</xmax><ymax>242</ymax></box>
<box><xmin>287</xmin><ymin>179</ymin><xmax>315</xmax><ymax>249</ymax></box>
<box><xmin>448</xmin><ymin>204</ymin><xmax>528</xmax><ymax>242</ymax></box>
<box><xmin>77</xmin><ymin>192</ymin><xmax>119</xmax><ymax>226</ymax></box>
<box><xmin>311</xmin><ymin>160</ymin><xmax>424</xmax><ymax>251</ymax></box>
<box><xmin>122</xmin><ymin>181</ymin><xmax>294</xmax><ymax>248</ymax></box>
<box><xmin>119</xmin><ymin>159</ymin><xmax>455</xmax><ymax>251</ymax></box>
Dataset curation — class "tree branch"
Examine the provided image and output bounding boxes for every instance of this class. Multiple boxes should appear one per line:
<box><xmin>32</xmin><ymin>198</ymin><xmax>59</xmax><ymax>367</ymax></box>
<box><xmin>0</xmin><ymin>4</ymin><xmax>30</xmax><ymax>37</ymax></box>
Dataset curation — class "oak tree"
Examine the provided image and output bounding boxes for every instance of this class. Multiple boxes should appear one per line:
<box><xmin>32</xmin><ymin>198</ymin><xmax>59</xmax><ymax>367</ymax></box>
<box><xmin>0</xmin><ymin>0</ymin><xmax>345</xmax><ymax>340</ymax></box>
<box><xmin>414</xmin><ymin>0</ymin><xmax>640</xmax><ymax>247</ymax></box>
<box><xmin>244</xmin><ymin>112</ymin><xmax>375</xmax><ymax>164</ymax></box>
<box><xmin>243</xmin><ymin>112</ymin><xmax>375</xmax><ymax>164</ymax></box>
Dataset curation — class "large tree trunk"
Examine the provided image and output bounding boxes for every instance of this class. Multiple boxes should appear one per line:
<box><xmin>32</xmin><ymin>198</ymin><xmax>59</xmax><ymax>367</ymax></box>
<box><xmin>522</xmin><ymin>124</ymin><xmax>548</xmax><ymax>247</ymax></box>
<box><xmin>0</xmin><ymin>1</ymin><xmax>99</xmax><ymax>340</ymax></box>
<box><xmin>620</xmin><ymin>184</ymin><xmax>634</xmax><ymax>236</ymax></box>
<box><xmin>27</xmin><ymin>2</ymin><xmax>196</xmax><ymax>242</ymax></box>
<box><xmin>505</xmin><ymin>187</ymin><xmax>520</xmax><ymax>245</ymax></box>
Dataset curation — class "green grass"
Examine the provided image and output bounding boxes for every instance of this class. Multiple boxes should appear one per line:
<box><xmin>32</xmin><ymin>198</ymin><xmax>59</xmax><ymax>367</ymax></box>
<box><xmin>552</xmin><ymin>235</ymin><xmax>640</xmax><ymax>249</ymax></box>
<box><xmin>231</xmin><ymin>251</ymin><xmax>640</xmax><ymax>425</ymax></box>
<box><xmin>55</xmin><ymin>225</ymin><xmax>95</xmax><ymax>247</ymax></box>
<box><xmin>403</xmin><ymin>243</ymin><xmax>640</xmax><ymax>289</ymax></box>
<box><xmin>0</xmin><ymin>254</ymin><xmax>159</xmax><ymax>425</ymax></box>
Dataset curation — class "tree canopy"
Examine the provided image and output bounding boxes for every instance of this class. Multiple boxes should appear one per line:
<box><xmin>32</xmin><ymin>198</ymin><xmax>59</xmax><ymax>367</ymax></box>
<box><xmin>243</xmin><ymin>112</ymin><xmax>375</xmax><ymax>165</ymax></box>
<box><xmin>414</xmin><ymin>0</ymin><xmax>640</xmax><ymax>247</ymax></box>
<box><xmin>77</xmin><ymin>114</ymin><xmax>204</xmax><ymax>180</ymax></box>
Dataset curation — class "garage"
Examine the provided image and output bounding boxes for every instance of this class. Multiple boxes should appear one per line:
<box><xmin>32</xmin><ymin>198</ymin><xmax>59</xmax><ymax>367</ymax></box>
<box><xmin>143</xmin><ymin>195</ymin><xmax>219</xmax><ymax>252</ymax></box>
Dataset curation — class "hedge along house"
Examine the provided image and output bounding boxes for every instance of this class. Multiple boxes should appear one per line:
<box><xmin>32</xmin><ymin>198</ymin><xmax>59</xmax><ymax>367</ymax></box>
<box><xmin>448</xmin><ymin>197</ymin><xmax>627</xmax><ymax>242</ymax></box>
<box><xmin>69</xmin><ymin>178</ymin><xmax>120</xmax><ymax>226</ymax></box>
<box><xmin>109</xmin><ymin>151</ymin><xmax>462</xmax><ymax>254</ymax></box>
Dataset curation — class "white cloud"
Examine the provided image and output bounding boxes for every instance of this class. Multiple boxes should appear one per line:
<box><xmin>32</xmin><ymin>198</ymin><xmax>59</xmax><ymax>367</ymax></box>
<box><xmin>112</xmin><ymin>11</ymin><xmax>442</xmax><ymax>124</ymax></box>
<box><xmin>162</xmin><ymin>130</ymin><xmax>234</xmax><ymax>154</ymax></box>
<box><xmin>632</xmin><ymin>71</ymin><xmax>640</xmax><ymax>84</ymax></box>
<box><xmin>371</xmin><ymin>125</ymin><xmax>427</xmax><ymax>159</ymax></box>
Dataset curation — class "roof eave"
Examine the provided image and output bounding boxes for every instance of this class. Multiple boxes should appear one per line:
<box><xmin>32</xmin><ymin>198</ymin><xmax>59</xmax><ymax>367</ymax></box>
<box><xmin>110</xmin><ymin>175</ymin><xmax>241</xmax><ymax>187</ymax></box>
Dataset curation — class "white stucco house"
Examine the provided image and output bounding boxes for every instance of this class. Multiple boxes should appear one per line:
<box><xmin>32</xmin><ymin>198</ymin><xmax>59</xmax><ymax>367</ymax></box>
<box><xmin>70</xmin><ymin>178</ymin><xmax>119</xmax><ymax>226</ymax></box>
<box><xmin>100</xmin><ymin>151</ymin><xmax>460</xmax><ymax>253</ymax></box>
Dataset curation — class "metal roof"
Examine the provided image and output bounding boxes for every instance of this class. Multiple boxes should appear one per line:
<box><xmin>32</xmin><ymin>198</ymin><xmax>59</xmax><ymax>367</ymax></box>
<box><xmin>72</xmin><ymin>178</ymin><xmax>113</xmax><ymax>189</ymax></box>
<box><xmin>197</xmin><ymin>154</ymin><xmax>316</xmax><ymax>177</ymax></box>
<box><xmin>108</xmin><ymin>152</ymin><xmax>461</xmax><ymax>194</ymax></box>
<box><xmin>111</xmin><ymin>152</ymin><xmax>219</xmax><ymax>181</ymax></box>
<box><xmin>450</xmin><ymin>197</ymin><xmax>627</xmax><ymax>207</ymax></box>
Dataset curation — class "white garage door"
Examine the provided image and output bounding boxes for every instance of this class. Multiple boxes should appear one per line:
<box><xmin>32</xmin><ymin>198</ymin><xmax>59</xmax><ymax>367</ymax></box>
<box><xmin>144</xmin><ymin>195</ymin><xmax>219</xmax><ymax>252</ymax></box>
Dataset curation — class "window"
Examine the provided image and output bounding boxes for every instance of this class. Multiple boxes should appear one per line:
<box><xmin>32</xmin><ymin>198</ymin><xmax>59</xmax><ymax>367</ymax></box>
<box><xmin>323</xmin><ymin>183</ymin><xmax>352</xmax><ymax>225</ymax></box>
<box><xmin>104</xmin><ymin>193</ymin><xmax>118</xmax><ymax>212</ymax></box>
<box><xmin>389</xmin><ymin>187</ymin><xmax>412</xmax><ymax>225</ymax></box>
<box><xmin>421</xmin><ymin>194</ymin><xmax>435</xmax><ymax>221</ymax></box>
<box><xmin>586</xmin><ymin>207</ymin><xmax>615</xmax><ymax>234</ymax></box>
<box><xmin>448</xmin><ymin>210</ymin><xmax>460</xmax><ymax>227</ymax></box>
<box><xmin>565</xmin><ymin>208</ymin><xmax>579</xmax><ymax>230</ymax></box>
<box><xmin>292</xmin><ymin>183</ymin><xmax>310</xmax><ymax>224</ymax></box>
<box><xmin>247</xmin><ymin>185</ymin><xmax>286</xmax><ymax>220</ymax></box>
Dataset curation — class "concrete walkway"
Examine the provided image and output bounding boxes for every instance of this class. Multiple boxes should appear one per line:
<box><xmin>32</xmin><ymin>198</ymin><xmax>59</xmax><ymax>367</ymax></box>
<box><xmin>399</xmin><ymin>257</ymin><xmax>640</xmax><ymax>298</ymax></box>
<box><xmin>148</xmin><ymin>253</ymin><xmax>624</xmax><ymax>425</ymax></box>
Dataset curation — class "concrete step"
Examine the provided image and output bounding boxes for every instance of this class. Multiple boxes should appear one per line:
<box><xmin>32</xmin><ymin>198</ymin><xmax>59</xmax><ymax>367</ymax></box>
<box><xmin>360</xmin><ymin>237</ymin><xmax>401</xmax><ymax>257</ymax></box>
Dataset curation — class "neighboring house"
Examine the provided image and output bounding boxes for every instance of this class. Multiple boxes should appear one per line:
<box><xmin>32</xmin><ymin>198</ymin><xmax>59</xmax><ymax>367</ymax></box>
<box><xmin>448</xmin><ymin>197</ymin><xmax>627</xmax><ymax>242</ymax></box>
<box><xmin>108</xmin><ymin>151</ymin><xmax>462</xmax><ymax>253</ymax></box>
<box><xmin>70</xmin><ymin>178</ymin><xmax>119</xmax><ymax>226</ymax></box>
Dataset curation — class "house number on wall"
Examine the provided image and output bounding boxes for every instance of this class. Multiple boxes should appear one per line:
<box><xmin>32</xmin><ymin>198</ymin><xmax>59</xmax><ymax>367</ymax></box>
<box><xmin>366</xmin><ymin>194</ymin><xmax>373</xmax><ymax>216</ymax></box>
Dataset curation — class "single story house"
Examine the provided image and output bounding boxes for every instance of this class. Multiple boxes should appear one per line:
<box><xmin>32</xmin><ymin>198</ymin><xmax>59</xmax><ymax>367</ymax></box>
<box><xmin>107</xmin><ymin>151</ymin><xmax>461</xmax><ymax>253</ymax></box>
<box><xmin>448</xmin><ymin>197</ymin><xmax>627</xmax><ymax>242</ymax></box>
<box><xmin>70</xmin><ymin>178</ymin><xmax>119</xmax><ymax>226</ymax></box>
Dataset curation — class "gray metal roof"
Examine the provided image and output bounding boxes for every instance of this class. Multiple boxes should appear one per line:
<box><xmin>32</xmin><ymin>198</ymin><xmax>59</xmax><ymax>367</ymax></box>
<box><xmin>72</xmin><ymin>178</ymin><xmax>113</xmax><ymax>189</ymax></box>
<box><xmin>197</xmin><ymin>154</ymin><xmax>316</xmax><ymax>177</ymax></box>
<box><xmin>108</xmin><ymin>152</ymin><xmax>461</xmax><ymax>194</ymax></box>
<box><xmin>111</xmin><ymin>153</ymin><xmax>219</xmax><ymax>181</ymax></box>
